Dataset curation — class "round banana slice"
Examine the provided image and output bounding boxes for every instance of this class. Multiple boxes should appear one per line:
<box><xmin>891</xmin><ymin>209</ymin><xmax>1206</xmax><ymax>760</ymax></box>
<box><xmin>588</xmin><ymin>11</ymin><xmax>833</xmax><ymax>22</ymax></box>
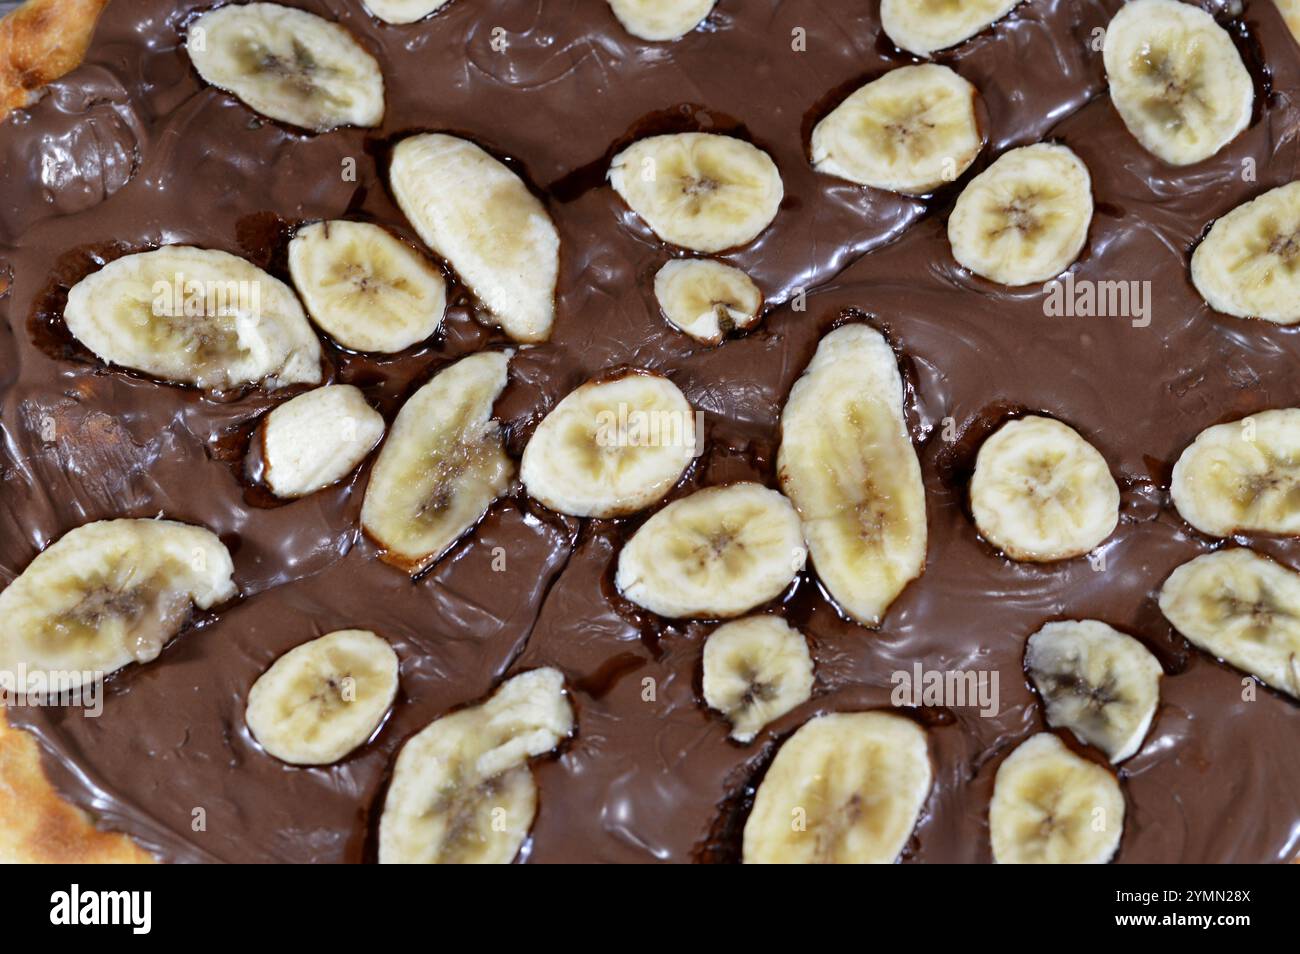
<box><xmin>288</xmin><ymin>221</ymin><xmax>447</xmax><ymax>354</ymax></box>
<box><xmin>777</xmin><ymin>324</ymin><xmax>927</xmax><ymax>627</ymax></box>
<box><xmin>607</xmin><ymin>0</ymin><xmax>716</xmax><ymax>41</ymax></box>
<box><xmin>1102</xmin><ymin>0</ymin><xmax>1252</xmax><ymax>166</ymax></box>
<box><xmin>364</xmin><ymin>0</ymin><xmax>451</xmax><ymax>25</ymax></box>
<box><xmin>947</xmin><ymin>143</ymin><xmax>1093</xmax><ymax>286</ymax></box>
<box><xmin>245</xmin><ymin>629</ymin><xmax>399</xmax><ymax>765</ymax></box>
<box><xmin>702</xmin><ymin>615</ymin><xmax>814</xmax><ymax>743</ymax></box>
<box><xmin>1190</xmin><ymin>181</ymin><xmax>1300</xmax><ymax>324</ymax></box>
<box><xmin>1025</xmin><ymin>620</ymin><xmax>1162</xmax><ymax>764</ymax></box>
<box><xmin>742</xmin><ymin>711</ymin><xmax>931</xmax><ymax>864</ymax></box>
<box><xmin>63</xmin><ymin>246</ymin><xmax>322</xmax><ymax>390</ymax></box>
<box><xmin>520</xmin><ymin>373</ymin><xmax>695</xmax><ymax>518</ymax></box>
<box><xmin>615</xmin><ymin>483</ymin><xmax>805</xmax><ymax>619</ymax></box>
<box><xmin>361</xmin><ymin>350</ymin><xmax>514</xmax><ymax>575</ymax></box>
<box><xmin>261</xmin><ymin>385</ymin><xmax>385</xmax><ymax>498</ymax></box>
<box><xmin>653</xmin><ymin>259</ymin><xmax>762</xmax><ymax>344</ymax></box>
<box><xmin>810</xmin><ymin>64</ymin><xmax>983</xmax><ymax>195</ymax></box>
<box><xmin>989</xmin><ymin>732</ymin><xmax>1125</xmax><ymax>864</ymax></box>
<box><xmin>0</xmin><ymin>519</ymin><xmax>236</xmax><ymax>689</ymax></box>
<box><xmin>881</xmin><ymin>0</ymin><xmax>1023</xmax><ymax>57</ymax></box>
<box><xmin>1158</xmin><ymin>548</ymin><xmax>1300</xmax><ymax>699</ymax></box>
<box><xmin>379</xmin><ymin>668</ymin><xmax>574</xmax><ymax>864</ymax></box>
<box><xmin>186</xmin><ymin>3</ymin><xmax>385</xmax><ymax>132</ymax></box>
<box><xmin>969</xmin><ymin>416</ymin><xmax>1119</xmax><ymax>562</ymax></box>
<box><xmin>608</xmin><ymin>133</ymin><xmax>784</xmax><ymax>254</ymax></box>
<box><xmin>390</xmin><ymin>134</ymin><xmax>560</xmax><ymax>343</ymax></box>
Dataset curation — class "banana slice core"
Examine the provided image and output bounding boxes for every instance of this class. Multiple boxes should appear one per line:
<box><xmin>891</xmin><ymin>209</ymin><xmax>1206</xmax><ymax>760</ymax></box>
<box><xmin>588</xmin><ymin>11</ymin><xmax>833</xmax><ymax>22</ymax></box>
<box><xmin>702</xmin><ymin>615</ymin><xmax>814</xmax><ymax>742</ymax></box>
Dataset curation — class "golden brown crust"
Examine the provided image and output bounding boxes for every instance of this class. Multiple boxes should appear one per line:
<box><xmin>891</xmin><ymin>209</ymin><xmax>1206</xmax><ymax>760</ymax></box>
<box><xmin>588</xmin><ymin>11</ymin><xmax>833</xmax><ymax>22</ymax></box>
<box><xmin>0</xmin><ymin>0</ymin><xmax>110</xmax><ymax>120</ymax></box>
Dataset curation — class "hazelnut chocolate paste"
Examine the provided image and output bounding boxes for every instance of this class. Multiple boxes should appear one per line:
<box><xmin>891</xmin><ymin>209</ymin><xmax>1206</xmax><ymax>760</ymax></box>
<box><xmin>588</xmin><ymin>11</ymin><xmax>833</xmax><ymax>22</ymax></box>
<box><xmin>2</xmin><ymin>0</ymin><xmax>1300</xmax><ymax>863</ymax></box>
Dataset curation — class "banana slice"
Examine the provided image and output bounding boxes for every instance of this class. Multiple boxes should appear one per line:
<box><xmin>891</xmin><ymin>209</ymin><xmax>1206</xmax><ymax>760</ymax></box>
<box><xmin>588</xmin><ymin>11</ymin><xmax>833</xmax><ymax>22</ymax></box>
<box><xmin>702</xmin><ymin>615</ymin><xmax>814</xmax><ymax>743</ymax></box>
<box><xmin>390</xmin><ymin>134</ymin><xmax>559</xmax><ymax>343</ymax></box>
<box><xmin>1025</xmin><ymin>620</ymin><xmax>1162</xmax><ymax>764</ymax></box>
<box><xmin>379</xmin><ymin>668</ymin><xmax>574</xmax><ymax>864</ymax></box>
<box><xmin>742</xmin><ymin>711</ymin><xmax>931</xmax><ymax>864</ymax></box>
<box><xmin>880</xmin><ymin>0</ymin><xmax>1022</xmax><ymax>57</ymax></box>
<box><xmin>0</xmin><ymin>519</ymin><xmax>236</xmax><ymax>688</ymax></box>
<box><xmin>364</xmin><ymin>0</ymin><xmax>451</xmax><ymax>25</ymax></box>
<box><xmin>947</xmin><ymin>143</ymin><xmax>1093</xmax><ymax>286</ymax></box>
<box><xmin>607</xmin><ymin>0</ymin><xmax>716</xmax><ymax>41</ymax></box>
<box><xmin>989</xmin><ymin>732</ymin><xmax>1125</xmax><ymax>864</ymax></box>
<box><xmin>245</xmin><ymin>629</ymin><xmax>398</xmax><ymax>765</ymax></box>
<box><xmin>1102</xmin><ymin>0</ymin><xmax>1252</xmax><ymax>166</ymax></box>
<box><xmin>520</xmin><ymin>373</ymin><xmax>695</xmax><ymax>518</ymax></box>
<box><xmin>777</xmin><ymin>325</ymin><xmax>926</xmax><ymax>628</ymax></box>
<box><xmin>1280</xmin><ymin>0</ymin><xmax>1300</xmax><ymax>45</ymax></box>
<box><xmin>186</xmin><ymin>3</ymin><xmax>384</xmax><ymax>132</ymax></box>
<box><xmin>1158</xmin><ymin>548</ymin><xmax>1300</xmax><ymax>699</ymax></box>
<box><xmin>360</xmin><ymin>350</ymin><xmax>514</xmax><ymax>575</ymax></box>
<box><xmin>288</xmin><ymin>221</ymin><xmax>447</xmax><ymax>354</ymax></box>
<box><xmin>261</xmin><ymin>385</ymin><xmax>385</xmax><ymax>498</ymax></box>
<box><xmin>654</xmin><ymin>259</ymin><xmax>762</xmax><ymax>344</ymax></box>
<box><xmin>1190</xmin><ymin>181</ymin><xmax>1300</xmax><ymax>324</ymax></box>
<box><xmin>64</xmin><ymin>246</ymin><xmax>322</xmax><ymax>390</ymax></box>
<box><xmin>608</xmin><ymin>133</ymin><xmax>784</xmax><ymax>254</ymax></box>
<box><xmin>810</xmin><ymin>64</ymin><xmax>983</xmax><ymax>195</ymax></box>
<box><xmin>615</xmin><ymin>483</ymin><xmax>804</xmax><ymax>619</ymax></box>
<box><xmin>969</xmin><ymin>416</ymin><xmax>1119</xmax><ymax>562</ymax></box>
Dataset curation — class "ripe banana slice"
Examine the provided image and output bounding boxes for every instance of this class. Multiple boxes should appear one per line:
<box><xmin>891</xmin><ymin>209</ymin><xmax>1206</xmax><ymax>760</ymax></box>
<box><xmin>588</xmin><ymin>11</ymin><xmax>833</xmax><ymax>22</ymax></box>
<box><xmin>653</xmin><ymin>259</ymin><xmax>762</xmax><ymax>344</ymax></box>
<box><xmin>245</xmin><ymin>629</ymin><xmax>399</xmax><ymax>765</ymax></box>
<box><xmin>288</xmin><ymin>221</ymin><xmax>447</xmax><ymax>354</ymax></box>
<box><xmin>520</xmin><ymin>373</ymin><xmax>695</xmax><ymax>518</ymax></box>
<box><xmin>810</xmin><ymin>64</ymin><xmax>983</xmax><ymax>195</ymax></box>
<box><xmin>186</xmin><ymin>3</ymin><xmax>384</xmax><ymax>132</ymax></box>
<box><xmin>360</xmin><ymin>350</ymin><xmax>514</xmax><ymax>575</ymax></box>
<box><xmin>64</xmin><ymin>246</ymin><xmax>322</xmax><ymax>390</ymax></box>
<box><xmin>364</xmin><ymin>0</ymin><xmax>451</xmax><ymax>25</ymax></box>
<box><xmin>1025</xmin><ymin>620</ymin><xmax>1162</xmax><ymax>764</ymax></box>
<box><xmin>1158</xmin><ymin>548</ymin><xmax>1300</xmax><ymax>699</ymax></box>
<box><xmin>0</xmin><ymin>519</ymin><xmax>236</xmax><ymax>688</ymax></box>
<box><xmin>615</xmin><ymin>483</ymin><xmax>805</xmax><ymax>619</ymax></box>
<box><xmin>379</xmin><ymin>668</ymin><xmax>574</xmax><ymax>864</ymax></box>
<box><xmin>1102</xmin><ymin>0</ymin><xmax>1252</xmax><ymax>166</ymax></box>
<box><xmin>880</xmin><ymin>0</ymin><xmax>1022</xmax><ymax>57</ymax></box>
<box><xmin>702</xmin><ymin>615</ymin><xmax>814</xmax><ymax>743</ymax></box>
<box><xmin>607</xmin><ymin>0</ymin><xmax>716</xmax><ymax>41</ymax></box>
<box><xmin>947</xmin><ymin>143</ymin><xmax>1093</xmax><ymax>286</ymax></box>
<box><xmin>1190</xmin><ymin>181</ymin><xmax>1300</xmax><ymax>324</ymax></box>
<box><xmin>777</xmin><ymin>325</ymin><xmax>926</xmax><ymax>628</ymax></box>
<box><xmin>969</xmin><ymin>416</ymin><xmax>1119</xmax><ymax>562</ymax></box>
<box><xmin>742</xmin><ymin>711</ymin><xmax>931</xmax><ymax>864</ymax></box>
<box><xmin>390</xmin><ymin>134</ymin><xmax>559</xmax><ymax>343</ymax></box>
<box><xmin>261</xmin><ymin>385</ymin><xmax>385</xmax><ymax>498</ymax></box>
<box><xmin>608</xmin><ymin>133</ymin><xmax>784</xmax><ymax>254</ymax></box>
<box><xmin>989</xmin><ymin>732</ymin><xmax>1125</xmax><ymax>864</ymax></box>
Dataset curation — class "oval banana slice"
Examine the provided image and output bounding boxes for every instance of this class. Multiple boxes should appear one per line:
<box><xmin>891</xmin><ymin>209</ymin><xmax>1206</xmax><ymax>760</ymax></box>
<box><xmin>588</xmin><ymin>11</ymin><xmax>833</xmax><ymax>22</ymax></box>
<box><xmin>64</xmin><ymin>246</ymin><xmax>322</xmax><ymax>390</ymax></box>
<box><xmin>288</xmin><ymin>221</ymin><xmax>447</xmax><ymax>353</ymax></box>
<box><xmin>615</xmin><ymin>482</ymin><xmax>805</xmax><ymax>619</ymax></box>
<box><xmin>989</xmin><ymin>732</ymin><xmax>1124</xmax><ymax>864</ymax></box>
<box><xmin>1102</xmin><ymin>0</ymin><xmax>1252</xmax><ymax>166</ymax></box>
<box><xmin>1158</xmin><ymin>548</ymin><xmax>1300</xmax><ymax>699</ymax></box>
<box><xmin>777</xmin><ymin>324</ymin><xmax>926</xmax><ymax>627</ymax></box>
<box><xmin>969</xmin><ymin>416</ymin><xmax>1119</xmax><ymax>562</ymax></box>
<box><xmin>390</xmin><ymin>134</ymin><xmax>560</xmax><ymax>343</ymax></box>
<box><xmin>811</xmin><ymin>64</ymin><xmax>983</xmax><ymax>195</ymax></box>
<box><xmin>607</xmin><ymin>0</ymin><xmax>716</xmax><ymax>41</ymax></box>
<box><xmin>881</xmin><ymin>0</ymin><xmax>1022</xmax><ymax>57</ymax></box>
<box><xmin>186</xmin><ymin>3</ymin><xmax>384</xmax><ymax>132</ymax></box>
<box><xmin>1190</xmin><ymin>181</ymin><xmax>1300</xmax><ymax>324</ymax></box>
<box><xmin>654</xmin><ymin>259</ymin><xmax>762</xmax><ymax>344</ymax></box>
<box><xmin>608</xmin><ymin>133</ymin><xmax>784</xmax><ymax>253</ymax></box>
<box><xmin>702</xmin><ymin>615</ymin><xmax>814</xmax><ymax>743</ymax></box>
<box><xmin>1025</xmin><ymin>620</ymin><xmax>1162</xmax><ymax>764</ymax></box>
<box><xmin>246</xmin><ymin>629</ymin><xmax>399</xmax><ymax>765</ymax></box>
<box><xmin>364</xmin><ymin>0</ymin><xmax>451</xmax><ymax>25</ymax></box>
<box><xmin>742</xmin><ymin>711</ymin><xmax>931</xmax><ymax>864</ymax></box>
<box><xmin>0</xmin><ymin>519</ymin><xmax>236</xmax><ymax>688</ymax></box>
<box><xmin>947</xmin><ymin>143</ymin><xmax>1093</xmax><ymax>286</ymax></box>
<box><xmin>520</xmin><ymin>373</ymin><xmax>695</xmax><ymax>518</ymax></box>
<box><xmin>379</xmin><ymin>668</ymin><xmax>574</xmax><ymax>864</ymax></box>
<box><xmin>361</xmin><ymin>350</ymin><xmax>514</xmax><ymax>575</ymax></box>
<box><xmin>261</xmin><ymin>385</ymin><xmax>385</xmax><ymax>498</ymax></box>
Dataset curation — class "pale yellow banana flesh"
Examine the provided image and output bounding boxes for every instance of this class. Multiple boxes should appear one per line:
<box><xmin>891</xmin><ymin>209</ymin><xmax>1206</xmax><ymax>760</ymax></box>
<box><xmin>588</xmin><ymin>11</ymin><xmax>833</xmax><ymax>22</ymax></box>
<box><xmin>881</xmin><ymin>0</ymin><xmax>1023</xmax><ymax>57</ymax></box>
<box><xmin>364</xmin><ymin>0</ymin><xmax>452</xmax><ymax>26</ymax></box>
<box><xmin>701</xmin><ymin>615</ymin><xmax>814</xmax><ymax>742</ymax></box>
<box><xmin>262</xmin><ymin>385</ymin><xmax>386</xmax><ymax>499</ymax></box>
<box><xmin>607</xmin><ymin>0</ymin><xmax>717</xmax><ymax>41</ymax></box>
<box><xmin>654</xmin><ymin>259</ymin><xmax>762</xmax><ymax>343</ymax></box>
